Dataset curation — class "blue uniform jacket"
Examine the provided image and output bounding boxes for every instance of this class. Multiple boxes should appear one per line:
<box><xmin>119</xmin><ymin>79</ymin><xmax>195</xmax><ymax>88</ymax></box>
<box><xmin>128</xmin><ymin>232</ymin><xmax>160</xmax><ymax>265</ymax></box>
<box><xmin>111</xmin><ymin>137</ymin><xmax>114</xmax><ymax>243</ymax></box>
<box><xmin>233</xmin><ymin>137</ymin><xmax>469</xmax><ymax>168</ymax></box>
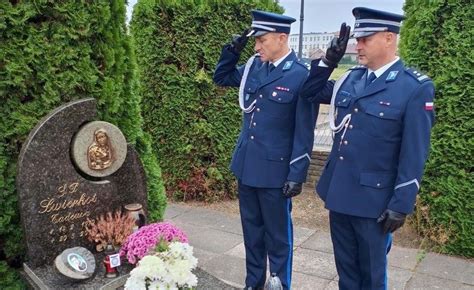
<box><xmin>213</xmin><ymin>46</ymin><xmax>317</xmax><ymax>188</ymax></box>
<box><xmin>301</xmin><ymin>59</ymin><xmax>435</xmax><ymax>218</ymax></box>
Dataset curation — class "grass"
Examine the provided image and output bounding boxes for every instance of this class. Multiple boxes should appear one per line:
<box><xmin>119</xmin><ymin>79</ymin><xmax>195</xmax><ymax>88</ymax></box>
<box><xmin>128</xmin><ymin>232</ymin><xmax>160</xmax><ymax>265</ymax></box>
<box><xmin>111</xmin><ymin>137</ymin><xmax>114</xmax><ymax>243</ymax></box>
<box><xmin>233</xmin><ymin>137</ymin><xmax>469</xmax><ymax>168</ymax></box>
<box><xmin>330</xmin><ymin>64</ymin><xmax>354</xmax><ymax>79</ymax></box>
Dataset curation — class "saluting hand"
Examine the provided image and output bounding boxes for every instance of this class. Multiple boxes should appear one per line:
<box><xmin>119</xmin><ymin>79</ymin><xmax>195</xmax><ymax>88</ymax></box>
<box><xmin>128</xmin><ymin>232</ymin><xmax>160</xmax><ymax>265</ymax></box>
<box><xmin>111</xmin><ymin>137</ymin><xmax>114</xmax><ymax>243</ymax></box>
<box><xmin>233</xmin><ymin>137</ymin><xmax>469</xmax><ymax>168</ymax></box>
<box><xmin>230</xmin><ymin>29</ymin><xmax>251</xmax><ymax>54</ymax></box>
<box><xmin>322</xmin><ymin>23</ymin><xmax>351</xmax><ymax>67</ymax></box>
<box><xmin>283</xmin><ymin>181</ymin><xmax>303</xmax><ymax>198</ymax></box>
<box><xmin>377</xmin><ymin>209</ymin><xmax>407</xmax><ymax>234</ymax></box>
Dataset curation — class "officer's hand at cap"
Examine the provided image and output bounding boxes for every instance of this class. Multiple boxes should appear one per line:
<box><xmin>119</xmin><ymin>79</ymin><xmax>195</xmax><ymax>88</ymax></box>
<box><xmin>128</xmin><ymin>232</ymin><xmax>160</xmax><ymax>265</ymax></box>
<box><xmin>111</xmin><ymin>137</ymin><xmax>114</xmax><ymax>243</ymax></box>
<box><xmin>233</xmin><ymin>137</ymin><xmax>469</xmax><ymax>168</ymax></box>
<box><xmin>377</xmin><ymin>209</ymin><xmax>407</xmax><ymax>234</ymax></box>
<box><xmin>230</xmin><ymin>29</ymin><xmax>250</xmax><ymax>54</ymax></box>
<box><xmin>283</xmin><ymin>181</ymin><xmax>303</xmax><ymax>198</ymax></box>
<box><xmin>322</xmin><ymin>23</ymin><xmax>351</xmax><ymax>68</ymax></box>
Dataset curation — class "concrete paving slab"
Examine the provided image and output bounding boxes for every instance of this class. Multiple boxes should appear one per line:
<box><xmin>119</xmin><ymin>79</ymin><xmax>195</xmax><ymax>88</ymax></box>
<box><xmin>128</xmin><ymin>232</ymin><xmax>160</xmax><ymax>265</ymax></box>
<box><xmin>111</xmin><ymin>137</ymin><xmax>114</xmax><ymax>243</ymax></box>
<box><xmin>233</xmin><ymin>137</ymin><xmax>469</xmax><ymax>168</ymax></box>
<box><xmin>200</xmin><ymin>254</ymin><xmax>246</xmax><ymax>288</ymax></box>
<box><xmin>292</xmin><ymin>271</ymin><xmax>331</xmax><ymax>289</ymax></box>
<box><xmin>194</xmin><ymin>247</ymin><xmax>219</xmax><ymax>266</ymax></box>
<box><xmin>292</xmin><ymin>247</ymin><xmax>337</xmax><ymax>280</ymax></box>
<box><xmin>417</xmin><ymin>253</ymin><xmax>474</xmax><ymax>285</ymax></box>
<box><xmin>388</xmin><ymin>246</ymin><xmax>420</xmax><ymax>270</ymax></box>
<box><xmin>163</xmin><ymin>203</ymin><xmax>192</xmax><ymax>219</ymax></box>
<box><xmin>299</xmin><ymin>230</ymin><xmax>334</xmax><ymax>253</ymax></box>
<box><xmin>326</xmin><ymin>279</ymin><xmax>339</xmax><ymax>290</ymax></box>
<box><xmin>406</xmin><ymin>272</ymin><xmax>474</xmax><ymax>289</ymax></box>
<box><xmin>172</xmin><ymin>206</ymin><xmax>243</xmax><ymax>235</ymax></box>
<box><xmin>388</xmin><ymin>266</ymin><xmax>413</xmax><ymax>290</ymax></box>
<box><xmin>172</xmin><ymin>221</ymin><xmax>243</xmax><ymax>255</ymax></box>
<box><xmin>225</xmin><ymin>242</ymin><xmax>246</xmax><ymax>259</ymax></box>
<box><xmin>293</xmin><ymin>226</ymin><xmax>317</xmax><ymax>247</ymax></box>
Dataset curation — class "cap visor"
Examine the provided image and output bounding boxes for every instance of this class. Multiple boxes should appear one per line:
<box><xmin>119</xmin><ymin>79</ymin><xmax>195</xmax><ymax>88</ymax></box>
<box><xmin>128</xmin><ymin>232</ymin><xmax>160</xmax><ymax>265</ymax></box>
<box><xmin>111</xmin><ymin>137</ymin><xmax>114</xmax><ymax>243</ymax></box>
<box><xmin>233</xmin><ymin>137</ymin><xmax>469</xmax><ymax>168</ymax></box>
<box><xmin>253</xmin><ymin>30</ymin><xmax>269</xmax><ymax>37</ymax></box>
<box><xmin>351</xmin><ymin>31</ymin><xmax>377</xmax><ymax>38</ymax></box>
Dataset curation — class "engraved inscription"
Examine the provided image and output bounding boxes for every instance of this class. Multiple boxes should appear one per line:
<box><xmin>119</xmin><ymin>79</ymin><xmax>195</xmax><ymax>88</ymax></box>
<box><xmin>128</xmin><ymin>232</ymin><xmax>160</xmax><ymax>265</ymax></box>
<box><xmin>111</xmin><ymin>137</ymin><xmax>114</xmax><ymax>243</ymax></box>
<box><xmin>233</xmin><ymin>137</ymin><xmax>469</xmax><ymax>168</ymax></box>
<box><xmin>38</xmin><ymin>182</ymin><xmax>98</xmax><ymax>244</ymax></box>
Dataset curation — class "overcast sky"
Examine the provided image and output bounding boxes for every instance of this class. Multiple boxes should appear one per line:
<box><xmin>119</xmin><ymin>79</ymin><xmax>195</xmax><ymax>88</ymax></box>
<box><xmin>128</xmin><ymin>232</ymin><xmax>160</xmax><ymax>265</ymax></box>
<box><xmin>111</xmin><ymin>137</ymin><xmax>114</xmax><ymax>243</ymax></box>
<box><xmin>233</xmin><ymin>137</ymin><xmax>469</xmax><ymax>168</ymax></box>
<box><xmin>127</xmin><ymin>0</ymin><xmax>405</xmax><ymax>33</ymax></box>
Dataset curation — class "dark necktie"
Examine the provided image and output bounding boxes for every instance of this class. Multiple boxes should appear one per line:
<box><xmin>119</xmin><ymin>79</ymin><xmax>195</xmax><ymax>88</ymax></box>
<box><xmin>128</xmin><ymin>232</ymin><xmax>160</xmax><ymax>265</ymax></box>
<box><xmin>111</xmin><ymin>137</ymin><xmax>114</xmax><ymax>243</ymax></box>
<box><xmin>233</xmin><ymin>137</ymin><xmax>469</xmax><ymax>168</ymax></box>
<box><xmin>366</xmin><ymin>72</ymin><xmax>376</xmax><ymax>87</ymax></box>
<box><xmin>268</xmin><ymin>63</ymin><xmax>275</xmax><ymax>74</ymax></box>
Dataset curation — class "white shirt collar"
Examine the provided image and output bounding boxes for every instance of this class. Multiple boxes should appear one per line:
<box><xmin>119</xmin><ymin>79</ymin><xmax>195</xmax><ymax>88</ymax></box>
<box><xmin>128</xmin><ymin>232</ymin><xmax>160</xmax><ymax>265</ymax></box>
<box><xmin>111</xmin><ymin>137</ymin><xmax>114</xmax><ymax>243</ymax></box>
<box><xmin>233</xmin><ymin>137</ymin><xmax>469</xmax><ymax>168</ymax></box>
<box><xmin>367</xmin><ymin>57</ymin><xmax>400</xmax><ymax>78</ymax></box>
<box><xmin>270</xmin><ymin>49</ymin><xmax>292</xmax><ymax>68</ymax></box>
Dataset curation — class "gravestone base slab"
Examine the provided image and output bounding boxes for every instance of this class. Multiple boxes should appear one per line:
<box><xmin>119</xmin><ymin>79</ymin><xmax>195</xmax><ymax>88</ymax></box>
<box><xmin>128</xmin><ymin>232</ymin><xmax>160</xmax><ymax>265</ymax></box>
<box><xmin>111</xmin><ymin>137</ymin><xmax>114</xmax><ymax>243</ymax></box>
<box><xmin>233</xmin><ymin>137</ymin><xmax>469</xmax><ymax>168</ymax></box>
<box><xmin>21</xmin><ymin>259</ymin><xmax>238</xmax><ymax>289</ymax></box>
<box><xmin>21</xmin><ymin>252</ymin><xmax>133</xmax><ymax>290</ymax></box>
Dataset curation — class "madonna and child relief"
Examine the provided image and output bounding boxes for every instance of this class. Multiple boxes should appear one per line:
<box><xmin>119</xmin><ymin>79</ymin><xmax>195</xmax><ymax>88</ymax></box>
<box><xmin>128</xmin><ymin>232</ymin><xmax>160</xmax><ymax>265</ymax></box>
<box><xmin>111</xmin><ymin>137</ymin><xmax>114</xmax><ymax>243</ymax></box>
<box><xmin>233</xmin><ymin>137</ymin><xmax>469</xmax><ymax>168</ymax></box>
<box><xmin>87</xmin><ymin>129</ymin><xmax>113</xmax><ymax>170</ymax></box>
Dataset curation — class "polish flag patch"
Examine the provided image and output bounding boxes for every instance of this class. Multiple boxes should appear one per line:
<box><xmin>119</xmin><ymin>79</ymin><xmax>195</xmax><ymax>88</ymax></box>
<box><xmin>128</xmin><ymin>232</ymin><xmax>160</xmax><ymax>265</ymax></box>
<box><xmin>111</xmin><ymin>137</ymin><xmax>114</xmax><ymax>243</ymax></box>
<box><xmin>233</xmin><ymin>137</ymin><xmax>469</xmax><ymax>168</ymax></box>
<box><xmin>425</xmin><ymin>102</ymin><xmax>434</xmax><ymax>111</ymax></box>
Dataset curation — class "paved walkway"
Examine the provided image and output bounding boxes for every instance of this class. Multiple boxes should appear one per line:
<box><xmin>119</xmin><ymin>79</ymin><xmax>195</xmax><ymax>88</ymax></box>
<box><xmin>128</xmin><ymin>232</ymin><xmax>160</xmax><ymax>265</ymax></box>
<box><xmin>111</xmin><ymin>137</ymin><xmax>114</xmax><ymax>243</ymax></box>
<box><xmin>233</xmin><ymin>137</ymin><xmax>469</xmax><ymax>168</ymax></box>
<box><xmin>165</xmin><ymin>204</ymin><xmax>474</xmax><ymax>290</ymax></box>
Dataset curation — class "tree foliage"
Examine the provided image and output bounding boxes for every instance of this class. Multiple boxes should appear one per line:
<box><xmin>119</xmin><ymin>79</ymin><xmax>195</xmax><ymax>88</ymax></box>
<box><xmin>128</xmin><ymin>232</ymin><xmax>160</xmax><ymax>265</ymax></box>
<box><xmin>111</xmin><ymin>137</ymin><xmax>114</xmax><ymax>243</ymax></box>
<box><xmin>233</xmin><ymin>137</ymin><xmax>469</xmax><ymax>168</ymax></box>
<box><xmin>400</xmin><ymin>0</ymin><xmax>474</xmax><ymax>257</ymax></box>
<box><xmin>131</xmin><ymin>0</ymin><xmax>283</xmax><ymax>201</ymax></box>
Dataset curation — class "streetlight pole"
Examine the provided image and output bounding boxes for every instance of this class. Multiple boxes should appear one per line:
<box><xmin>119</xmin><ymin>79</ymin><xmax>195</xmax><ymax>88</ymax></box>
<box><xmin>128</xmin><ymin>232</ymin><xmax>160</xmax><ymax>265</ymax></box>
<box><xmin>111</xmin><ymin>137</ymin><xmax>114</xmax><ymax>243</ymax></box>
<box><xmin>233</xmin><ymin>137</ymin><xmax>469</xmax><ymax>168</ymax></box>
<box><xmin>298</xmin><ymin>0</ymin><xmax>304</xmax><ymax>59</ymax></box>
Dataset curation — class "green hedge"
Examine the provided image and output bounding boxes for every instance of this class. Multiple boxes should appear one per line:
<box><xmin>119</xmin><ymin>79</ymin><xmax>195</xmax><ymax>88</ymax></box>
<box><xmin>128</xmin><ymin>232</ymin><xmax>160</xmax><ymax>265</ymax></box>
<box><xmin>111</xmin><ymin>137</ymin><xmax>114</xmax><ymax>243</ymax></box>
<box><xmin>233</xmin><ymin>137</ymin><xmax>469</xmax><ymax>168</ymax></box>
<box><xmin>400</xmin><ymin>0</ymin><xmax>473</xmax><ymax>257</ymax></box>
<box><xmin>131</xmin><ymin>0</ymin><xmax>282</xmax><ymax>201</ymax></box>
<box><xmin>0</xmin><ymin>1</ymin><xmax>166</xmax><ymax>287</ymax></box>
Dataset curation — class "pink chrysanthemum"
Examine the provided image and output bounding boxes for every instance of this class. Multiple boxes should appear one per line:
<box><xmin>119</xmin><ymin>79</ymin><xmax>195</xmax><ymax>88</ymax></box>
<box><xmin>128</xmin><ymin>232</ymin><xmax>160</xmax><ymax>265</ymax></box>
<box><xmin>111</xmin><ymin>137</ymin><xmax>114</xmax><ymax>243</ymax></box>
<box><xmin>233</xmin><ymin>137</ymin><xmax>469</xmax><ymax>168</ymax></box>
<box><xmin>120</xmin><ymin>222</ymin><xmax>188</xmax><ymax>264</ymax></box>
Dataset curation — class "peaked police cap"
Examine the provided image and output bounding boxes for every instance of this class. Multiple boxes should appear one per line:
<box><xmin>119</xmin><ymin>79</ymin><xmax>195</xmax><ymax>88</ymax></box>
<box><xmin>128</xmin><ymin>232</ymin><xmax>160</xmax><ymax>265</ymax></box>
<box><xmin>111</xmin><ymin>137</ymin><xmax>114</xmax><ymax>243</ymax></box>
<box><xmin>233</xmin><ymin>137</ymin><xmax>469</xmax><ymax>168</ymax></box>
<box><xmin>248</xmin><ymin>10</ymin><xmax>296</xmax><ymax>37</ymax></box>
<box><xmin>351</xmin><ymin>7</ymin><xmax>405</xmax><ymax>38</ymax></box>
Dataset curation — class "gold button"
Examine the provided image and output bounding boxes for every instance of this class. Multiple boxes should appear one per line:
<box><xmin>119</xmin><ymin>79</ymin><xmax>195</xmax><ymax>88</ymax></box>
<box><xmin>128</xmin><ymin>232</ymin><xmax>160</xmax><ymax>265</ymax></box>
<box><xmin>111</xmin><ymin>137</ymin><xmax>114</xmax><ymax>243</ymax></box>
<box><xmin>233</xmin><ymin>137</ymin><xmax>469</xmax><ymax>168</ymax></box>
<box><xmin>250</xmin><ymin>136</ymin><xmax>254</xmax><ymax>140</ymax></box>
<box><xmin>256</xmin><ymin>108</ymin><xmax>260</xmax><ymax>112</ymax></box>
<box><xmin>377</xmin><ymin>183</ymin><xmax>381</xmax><ymax>187</ymax></box>
<box><xmin>354</xmin><ymin>108</ymin><xmax>359</xmax><ymax>113</ymax></box>
<box><xmin>349</xmin><ymin>125</ymin><xmax>354</xmax><ymax>129</ymax></box>
<box><xmin>278</xmin><ymin>98</ymin><xmax>281</xmax><ymax>101</ymax></box>
<box><xmin>343</xmin><ymin>140</ymin><xmax>348</xmax><ymax>145</ymax></box>
<box><xmin>339</xmin><ymin>156</ymin><xmax>344</xmax><ymax>160</ymax></box>
<box><xmin>253</xmin><ymin>122</ymin><xmax>256</xmax><ymax>126</ymax></box>
<box><xmin>259</xmin><ymin>94</ymin><xmax>263</xmax><ymax>98</ymax></box>
<box><xmin>280</xmin><ymin>157</ymin><xmax>284</xmax><ymax>161</ymax></box>
<box><xmin>379</xmin><ymin>112</ymin><xmax>384</xmax><ymax>117</ymax></box>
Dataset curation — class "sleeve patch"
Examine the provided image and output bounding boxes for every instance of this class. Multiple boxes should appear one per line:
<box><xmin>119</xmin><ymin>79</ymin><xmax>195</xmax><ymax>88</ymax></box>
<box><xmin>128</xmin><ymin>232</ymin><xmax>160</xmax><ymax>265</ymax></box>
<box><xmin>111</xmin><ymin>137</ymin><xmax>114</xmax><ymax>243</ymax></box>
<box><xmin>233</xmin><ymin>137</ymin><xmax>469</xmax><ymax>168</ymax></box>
<box><xmin>425</xmin><ymin>102</ymin><xmax>434</xmax><ymax>110</ymax></box>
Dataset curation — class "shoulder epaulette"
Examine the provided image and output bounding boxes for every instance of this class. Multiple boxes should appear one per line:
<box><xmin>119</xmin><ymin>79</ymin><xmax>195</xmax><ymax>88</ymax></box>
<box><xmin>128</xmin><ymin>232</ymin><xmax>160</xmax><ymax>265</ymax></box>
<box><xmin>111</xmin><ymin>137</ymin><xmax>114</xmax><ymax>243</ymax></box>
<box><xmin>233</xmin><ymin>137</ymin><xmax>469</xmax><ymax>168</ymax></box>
<box><xmin>295</xmin><ymin>59</ymin><xmax>310</xmax><ymax>70</ymax></box>
<box><xmin>405</xmin><ymin>67</ymin><xmax>431</xmax><ymax>83</ymax></box>
<box><xmin>350</xmin><ymin>65</ymin><xmax>366</xmax><ymax>70</ymax></box>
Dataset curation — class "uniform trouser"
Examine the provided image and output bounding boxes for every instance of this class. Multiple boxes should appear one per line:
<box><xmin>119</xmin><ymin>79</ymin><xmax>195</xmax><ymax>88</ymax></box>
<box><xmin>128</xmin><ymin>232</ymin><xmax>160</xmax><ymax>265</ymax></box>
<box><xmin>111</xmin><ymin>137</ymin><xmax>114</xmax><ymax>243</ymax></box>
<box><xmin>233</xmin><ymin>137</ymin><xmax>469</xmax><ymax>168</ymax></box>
<box><xmin>238</xmin><ymin>181</ymin><xmax>293</xmax><ymax>290</ymax></box>
<box><xmin>329</xmin><ymin>211</ymin><xmax>392</xmax><ymax>290</ymax></box>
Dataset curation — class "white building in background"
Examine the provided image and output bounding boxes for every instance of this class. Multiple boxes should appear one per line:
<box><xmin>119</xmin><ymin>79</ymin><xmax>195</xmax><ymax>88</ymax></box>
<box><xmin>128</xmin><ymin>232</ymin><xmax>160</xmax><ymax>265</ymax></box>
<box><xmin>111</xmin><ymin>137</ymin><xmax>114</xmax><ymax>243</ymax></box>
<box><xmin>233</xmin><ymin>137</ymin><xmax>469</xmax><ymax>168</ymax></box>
<box><xmin>289</xmin><ymin>32</ymin><xmax>357</xmax><ymax>60</ymax></box>
<box><xmin>289</xmin><ymin>32</ymin><xmax>336</xmax><ymax>58</ymax></box>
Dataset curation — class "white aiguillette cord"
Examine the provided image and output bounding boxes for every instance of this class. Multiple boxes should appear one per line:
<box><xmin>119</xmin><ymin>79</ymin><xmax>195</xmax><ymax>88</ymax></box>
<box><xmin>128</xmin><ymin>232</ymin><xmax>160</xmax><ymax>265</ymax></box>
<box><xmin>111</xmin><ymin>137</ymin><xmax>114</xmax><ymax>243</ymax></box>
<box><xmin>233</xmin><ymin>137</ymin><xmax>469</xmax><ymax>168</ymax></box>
<box><xmin>329</xmin><ymin>71</ymin><xmax>352</xmax><ymax>141</ymax></box>
<box><xmin>238</xmin><ymin>53</ymin><xmax>259</xmax><ymax>114</ymax></box>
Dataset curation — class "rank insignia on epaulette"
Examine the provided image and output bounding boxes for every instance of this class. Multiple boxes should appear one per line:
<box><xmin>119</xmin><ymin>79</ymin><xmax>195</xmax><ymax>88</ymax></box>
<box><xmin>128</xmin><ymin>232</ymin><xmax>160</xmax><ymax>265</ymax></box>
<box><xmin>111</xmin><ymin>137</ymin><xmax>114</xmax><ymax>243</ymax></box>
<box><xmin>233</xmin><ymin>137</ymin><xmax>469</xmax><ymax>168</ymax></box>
<box><xmin>275</xmin><ymin>86</ymin><xmax>290</xmax><ymax>92</ymax></box>
<box><xmin>283</xmin><ymin>61</ymin><xmax>293</xmax><ymax>70</ymax></box>
<box><xmin>386</xmin><ymin>70</ymin><xmax>399</xmax><ymax>81</ymax></box>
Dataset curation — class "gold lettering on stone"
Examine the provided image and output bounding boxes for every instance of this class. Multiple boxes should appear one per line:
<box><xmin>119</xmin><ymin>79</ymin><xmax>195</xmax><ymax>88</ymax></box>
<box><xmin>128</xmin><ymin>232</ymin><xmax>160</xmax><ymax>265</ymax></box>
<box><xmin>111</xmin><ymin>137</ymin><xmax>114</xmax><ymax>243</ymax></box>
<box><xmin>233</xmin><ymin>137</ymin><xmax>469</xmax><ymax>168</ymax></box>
<box><xmin>38</xmin><ymin>193</ymin><xmax>97</xmax><ymax>214</ymax></box>
<box><xmin>50</xmin><ymin>211</ymin><xmax>91</xmax><ymax>224</ymax></box>
<box><xmin>88</xmin><ymin>128</ymin><xmax>114</xmax><ymax>170</ymax></box>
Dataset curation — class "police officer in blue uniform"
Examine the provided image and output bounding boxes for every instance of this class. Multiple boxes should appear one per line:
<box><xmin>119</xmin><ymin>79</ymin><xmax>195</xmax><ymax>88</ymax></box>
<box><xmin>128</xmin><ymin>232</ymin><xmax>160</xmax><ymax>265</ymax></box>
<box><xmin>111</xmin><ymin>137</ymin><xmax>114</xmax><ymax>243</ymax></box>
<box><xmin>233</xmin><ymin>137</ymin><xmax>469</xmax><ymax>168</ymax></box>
<box><xmin>213</xmin><ymin>10</ymin><xmax>317</xmax><ymax>290</ymax></box>
<box><xmin>300</xmin><ymin>7</ymin><xmax>435</xmax><ymax>290</ymax></box>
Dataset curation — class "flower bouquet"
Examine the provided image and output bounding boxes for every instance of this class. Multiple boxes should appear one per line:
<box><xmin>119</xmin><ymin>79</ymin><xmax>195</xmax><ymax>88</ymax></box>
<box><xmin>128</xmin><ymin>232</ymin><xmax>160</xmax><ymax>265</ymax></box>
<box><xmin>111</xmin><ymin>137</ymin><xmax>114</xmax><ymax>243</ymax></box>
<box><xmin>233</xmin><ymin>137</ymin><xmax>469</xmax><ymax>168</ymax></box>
<box><xmin>120</xmin><ymin>222</ymin><xmax>188</xmax><ymax>264</ymax></box>
<box><xmin>124</xmin><ymin>240</ymin><xmax>198</xmax><ymax>289</ymax></box>
<box><xmin>121</xmin><ymin>222</ymin><xmax>198</xmax><ymax>289</ymax></box>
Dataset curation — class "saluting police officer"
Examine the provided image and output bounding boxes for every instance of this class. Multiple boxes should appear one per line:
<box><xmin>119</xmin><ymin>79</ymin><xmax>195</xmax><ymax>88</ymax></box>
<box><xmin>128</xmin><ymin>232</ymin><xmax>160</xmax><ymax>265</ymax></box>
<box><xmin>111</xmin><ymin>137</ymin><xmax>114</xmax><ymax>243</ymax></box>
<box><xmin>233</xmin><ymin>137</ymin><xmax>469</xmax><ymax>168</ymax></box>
<box><xmin>300</xmin><ymin>7</ymin><xmax>435</xmax><ymax>290</ymax></box>
<box><xmin>213</xmin><ymin>10</ymin><xmax>317</xmax><ymax>290</ymax></box>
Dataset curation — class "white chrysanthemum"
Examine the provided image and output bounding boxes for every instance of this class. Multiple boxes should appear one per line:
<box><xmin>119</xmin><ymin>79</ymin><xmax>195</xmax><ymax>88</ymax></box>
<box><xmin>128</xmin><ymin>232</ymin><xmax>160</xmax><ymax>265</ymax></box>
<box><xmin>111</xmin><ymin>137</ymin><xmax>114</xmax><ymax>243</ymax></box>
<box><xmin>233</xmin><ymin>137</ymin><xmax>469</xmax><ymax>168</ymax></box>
<box><xmin>125</xmin><ymin>242</ymin><xmax>198</xmax><ymax>289</ymax></box>
<box><xmin>124</xmin><ymin>275</ymin><xmax>147</xmax><ymax>290</ymax></box>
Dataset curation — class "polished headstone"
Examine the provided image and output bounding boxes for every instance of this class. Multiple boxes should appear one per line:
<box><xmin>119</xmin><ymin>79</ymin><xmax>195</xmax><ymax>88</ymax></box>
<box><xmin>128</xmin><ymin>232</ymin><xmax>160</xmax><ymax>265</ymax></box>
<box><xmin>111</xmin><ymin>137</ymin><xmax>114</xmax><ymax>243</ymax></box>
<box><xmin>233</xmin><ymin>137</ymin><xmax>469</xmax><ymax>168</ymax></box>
<box><xmin>17</xmin><ymin>98</ymin><xmax>148</xmax><ymax>268</ymax></box>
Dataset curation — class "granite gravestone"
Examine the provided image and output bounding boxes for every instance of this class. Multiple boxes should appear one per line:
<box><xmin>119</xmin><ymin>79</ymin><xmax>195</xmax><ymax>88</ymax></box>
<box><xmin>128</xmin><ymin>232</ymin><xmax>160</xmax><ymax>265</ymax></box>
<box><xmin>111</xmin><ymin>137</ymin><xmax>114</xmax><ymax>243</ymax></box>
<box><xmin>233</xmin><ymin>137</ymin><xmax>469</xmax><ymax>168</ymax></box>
<box><xmin>17</xmin><ymin>98</ymin><xmax>148</xmax><ymax>268</ymax></box>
